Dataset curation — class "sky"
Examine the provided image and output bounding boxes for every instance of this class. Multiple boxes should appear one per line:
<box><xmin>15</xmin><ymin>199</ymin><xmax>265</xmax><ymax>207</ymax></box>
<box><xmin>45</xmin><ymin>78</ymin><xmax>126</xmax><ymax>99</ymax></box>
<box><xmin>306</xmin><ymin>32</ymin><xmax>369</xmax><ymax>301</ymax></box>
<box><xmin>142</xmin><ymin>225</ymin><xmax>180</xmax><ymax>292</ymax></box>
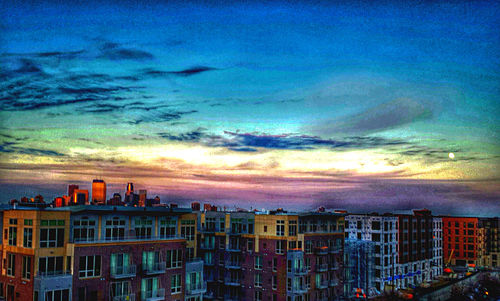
<box><xmin>0</xmin><ymin>1</ymin><xmax>499</xmax><ymax>215</ymax></box>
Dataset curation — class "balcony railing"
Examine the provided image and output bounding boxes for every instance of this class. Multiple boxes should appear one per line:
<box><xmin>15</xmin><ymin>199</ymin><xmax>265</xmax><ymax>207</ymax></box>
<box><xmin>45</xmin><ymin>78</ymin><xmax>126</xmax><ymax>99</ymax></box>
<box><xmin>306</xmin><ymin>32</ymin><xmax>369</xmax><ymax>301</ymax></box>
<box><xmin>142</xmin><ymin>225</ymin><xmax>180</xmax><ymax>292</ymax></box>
<box><xmin>292</xmin><ymin>266</ymin><xmax>308</xmax><ymax>275</ymax></box>
<box><xmin>113</xmin><ymin>294</ymin><xmax>135</xmax><ymax>301</ymax></box>
<box><xmin>330</xmin><ymin>263</ymin><xmax>339</xmax><ymax>271</ymax></box>
<box><xmin>316</xmin><ymin>263</ymin><xmax>328</xmax><ymax>272</ymax></box>
<box><xmin>292</xmin><ymin>285</ymin><xmax>308</xmax><ymax>294</ymax></box>
<box><xmin>143</xmin><ymin>262</ymin><xmax>166</xmax><ymax>275</ymax></box>
<box><xmin>316</xmin><ymin>280</ymin><xmax>329</xmax><ymax>289</ymax></box>
<box><xmin>73</xmin><ymin>235</ymin><xmax>183</xmax><ymax>244</ymax></box>
<box><xmin>224</xmin><ymin>277</ymin><xmax>241</xmax><ymax>286</ymax></box>
<box><xmin>226</xmin><ymin>246</ymin><xmax>242</xmax><ymax>252</ymax></box>
<box><xmin>200</xmin><ymin>243</ymin><xmax>215</xmax><ymax>250</ymax></box>
<box><xmin>141</xmin><ymin>289</ymin><xmax>165</xmax><ymax>301</ymax></box>
<box><xmin>314</xmin><ymin>247</ymin><xmax>329</xmax><ymax>255</ymax></box>
<box><xmin>330</xmin><ymin>247</ymin><xmax>342</xmax><ymax>254</ymax></box>
<box><xmin>36</xmin><ymin>271</ymin><xmax>70</xmax><ymax>278</ymax></box>
<box><xmin>225</xmin><ymin>261</ymin><xmax>241</xmax><ymax>269</ymax></box>
<box><xmin>110</xmin><ymin>265</ymin><xmax>136</xmax><ymax>279</ymax></box>
<box><xmin>186</xmin><ymin>283</ymin><xmax>207</xmax><ymax>295</ymax></box>
<box><xmin>329</xmin><ymin>279</ymin><xmax>339</xmax><ymax>287</ymax></box>
<box><xmin>204</xmin><ymin>292</ymin><xmax>216</xmax><ymax>299</ymax></box>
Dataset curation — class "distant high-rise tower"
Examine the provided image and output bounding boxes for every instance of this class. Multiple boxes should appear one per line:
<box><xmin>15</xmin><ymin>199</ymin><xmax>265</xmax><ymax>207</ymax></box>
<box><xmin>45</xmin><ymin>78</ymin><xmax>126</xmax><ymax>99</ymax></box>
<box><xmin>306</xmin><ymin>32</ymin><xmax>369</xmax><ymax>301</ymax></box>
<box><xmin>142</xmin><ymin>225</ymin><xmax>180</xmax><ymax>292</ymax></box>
<box><xmin>138</xmin><ymin>190</ymin><xmax>147</xmax><ymax>207</ymax></box>
<box><xmin>68</xmin><ymin>184</ymin><xmax>79</xmax><ymax>197</ymax></box>
<box><xmin>126</xmin><ymin>183</ymin><xmax>134</xmax><ymax>195</ymax></box>
<box><xmin>92</xmin><ymin>179</ymin><xmax>106</xmax><ymax>204</ymax></box>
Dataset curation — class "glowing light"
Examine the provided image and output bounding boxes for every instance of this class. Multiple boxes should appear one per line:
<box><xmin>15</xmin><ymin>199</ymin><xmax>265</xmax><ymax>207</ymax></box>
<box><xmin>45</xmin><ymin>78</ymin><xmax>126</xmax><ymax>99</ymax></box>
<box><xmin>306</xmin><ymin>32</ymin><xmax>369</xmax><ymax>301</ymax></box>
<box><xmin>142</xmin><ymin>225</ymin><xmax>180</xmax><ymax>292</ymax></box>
<box><xmin>448</xmin><ymin>152</ymin><xmax>455</xmax><ymax>159</ymax></box>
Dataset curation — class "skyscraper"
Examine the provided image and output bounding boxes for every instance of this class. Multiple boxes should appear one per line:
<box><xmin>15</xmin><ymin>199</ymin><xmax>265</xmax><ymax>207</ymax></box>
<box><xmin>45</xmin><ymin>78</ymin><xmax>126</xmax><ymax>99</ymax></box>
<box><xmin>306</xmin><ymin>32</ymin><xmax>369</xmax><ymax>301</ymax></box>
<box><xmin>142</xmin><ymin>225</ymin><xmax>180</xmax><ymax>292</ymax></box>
<box><xmin>91</xmin><ymin>179</ymin><xmax>106</xmax><ymax>204</ymax></box>
<box><xmin>68</xmin><ymin>184</ymin><xmax>79</xmax><ymax>197</ymax></box>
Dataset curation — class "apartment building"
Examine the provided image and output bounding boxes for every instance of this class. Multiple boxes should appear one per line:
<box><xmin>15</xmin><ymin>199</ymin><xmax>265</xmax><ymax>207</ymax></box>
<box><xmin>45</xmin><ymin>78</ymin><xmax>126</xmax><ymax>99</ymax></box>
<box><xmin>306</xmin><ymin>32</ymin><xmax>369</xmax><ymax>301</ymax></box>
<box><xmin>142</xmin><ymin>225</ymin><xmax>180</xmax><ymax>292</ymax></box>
<box><xmin>431</xmin><ymin>217</ymin><xmax>443</xmax><ymax>277</ymax></box>
<box><xmin>345</xmin><ymin>214</ymin><xmax>398</xmax><ymax>293</ymax></box>
<box><xmin>441</xmin><ymin>216</ymin><xmax>480</xmax><ymax>267</ymax></box>
<box><xmin>0</xmin><ymin>204</ymin><xmax>206</xmax><ymax>301</ymax></box>
<box><xmin>0</xmin><ymin>207</ymin><xmax>72</xmax><ymax>301</ymax></box>
<box><xmin>197</xmin><ymin>209</ymin><xmax>345</xmax><ymax>301</ymax></box>
<box><xmin>478</xmin><ymin>217</ymin><xmax>499</xmax><ymax>269</ymax></box>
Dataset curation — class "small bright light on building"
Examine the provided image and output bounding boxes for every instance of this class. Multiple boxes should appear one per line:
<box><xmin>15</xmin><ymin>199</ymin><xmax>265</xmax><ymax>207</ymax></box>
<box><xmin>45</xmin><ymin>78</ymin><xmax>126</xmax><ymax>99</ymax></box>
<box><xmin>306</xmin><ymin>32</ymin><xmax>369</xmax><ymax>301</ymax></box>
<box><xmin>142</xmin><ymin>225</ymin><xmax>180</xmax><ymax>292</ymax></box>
<box><xmin>448</xmin><ymin>152</ymin><xmax>455</xmax><ymax>159</ymax></box>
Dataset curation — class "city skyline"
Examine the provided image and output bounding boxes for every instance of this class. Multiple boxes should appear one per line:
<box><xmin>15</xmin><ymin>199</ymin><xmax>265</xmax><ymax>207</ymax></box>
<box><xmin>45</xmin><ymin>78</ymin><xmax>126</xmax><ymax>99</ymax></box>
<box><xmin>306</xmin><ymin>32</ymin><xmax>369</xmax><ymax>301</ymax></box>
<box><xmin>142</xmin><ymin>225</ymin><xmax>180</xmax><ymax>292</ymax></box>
<box><xmin>1</xmin><ymin>1</ymin><xmax>499</xmax><ymax>216</ymax></box>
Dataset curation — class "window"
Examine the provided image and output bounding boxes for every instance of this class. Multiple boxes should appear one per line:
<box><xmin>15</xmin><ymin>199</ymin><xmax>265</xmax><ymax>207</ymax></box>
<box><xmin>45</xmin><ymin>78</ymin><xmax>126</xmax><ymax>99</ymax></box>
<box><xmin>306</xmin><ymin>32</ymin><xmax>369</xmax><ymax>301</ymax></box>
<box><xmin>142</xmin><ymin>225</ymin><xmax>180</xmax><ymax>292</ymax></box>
<box><xmin>171</xmin><ymin>274</ymin><xmax>182</xmax><ymax>294</ymax></box>
<box><xmin>22</xmin><ymin>256</ymin><xmax>31</xmax><ymax>279</ymax></box>
<box><xmin>8</xmin><ymin>227</ymin><xmax>16</xmax><ymax>246</ymax></box>
<box><xmin>219</xmin><ymin>218</ymin><xmax>225</xmax><ymax>231</ymax></box>
<box><xmin>166</xmin><ymin>249</ymin><xmax>182</xmax><ymax>268</ymax></box>
<box><xmin>40</xmin><ymin>221</ymin><xmax>65</xmax><ymax>248</ymax></box>
<box><xmin>289</xmin><ymin>241</ymin><xmax>297</xmax><ymax>250</ymax></box>
<box><xmin>276</xmin><ymin>240</ymin><xmax>285</xmax><ymax>254</ymax></box>
<box><xmin>255</xmin><ymin>290</ymin><xmax>262</xmax><ymax>301</ymax></box>
<box><xmin>23</xmin><ymin>228</ymin><xmax>32</xmax><ymax>248</ymax></box>
<box><xmin>159</xmin><ymin>219</ymin><xmax>177</xmax><ymax>238</ymax></box>
<box><xmin>264</xmin><ymin>226</ymin><xmax>267</xmax><ymax>232</ymax></box>
<box><xmin>305</xmin><ymin>241</ymin><xmax>312</xmax><ymax>253</ymax></box>
<box><xmin>44</xmin><ymin>289</ymin><xmax>70</xmax><ymax>301</ymax></box>
<box><xmin>255</xmin><ymin>256</ymin><xmax>262</xmax><ymax>270</ymax></box>
<box><xmin>205</xmin><ymin>217</ymin><xmax>216</xmax><ymax>231</ymax></box>
<box><xmin>73</xmin><ymin>217</ymin><xmax>96</xmax><ymax>242</ymax></box>
<box><xmin>110</xmin><ymin>253</ymin><xmax>131</xmax><ymax>276</ymax></box>
<box><xmin>110</xmin><ymin>281</ymin><xmax>130</xmax><ymax>299</ymax></box>
<box><xmin>142</xmin><ymin>277</ymin><xmax>161</xmax><ymax>298</ymax></box>
<box><xmin>79</xmin><ymin>255</ymin><xmax>101</xmax><ymax>278</ymax></box>
<box><xmin>105</xmin><ymin>217</ymin><xmax>126</xmax><ymax>240</ymax></box>
<box><xmin>39</xmin><ymin>256</ymin><xmax>64</xmax><ymax>276</ymax></box>
<box><xmin>134</xmin><ymin>217</ymin><xmax>153</xmax><ymax>238</ymax></box>
<box><xmin>255</xmin><ymin>273</ymin><xmax>262</xmax><ymax>287</ymax></box>
<box><xmin>7</xmin><ymin>253</ymin><xmax>15</xmax><ymax>276</ymax></box>
<box><xmin>9</xmin><ymin>218</ymin><xmax>17</xmax><ymax>225</ymax></box>
<box><xmin>143</xmin><ymin>251</ymin><xmax>162</xmax><ymax>272</ymax></box>
<box><xmin>289</xmin><ymin>221</ymin><xmax>297</xmax><ymax>236</ymax></box>
<box><xmin>24</xmin><ymin>219</ymin><xmax>32</xmax><ymax>226</ymax></box>
<box><xmin>287</xmin><ymin>278</ymin><xmax>292</xmax><ymax>291</ymax></box>
<box><xmin>273</xmin><ymin>257</ymin><xmax>278</xmax><ymax>271</ymax></box>
<box><xmin>247</xmin><ymin>239</ymin><xmax>254</xmax><ymax>252</ymax></box>
<box><xmin>272</xmin><ymin>275</ymin><xmax>277</xmax><ymax>289</ymax></box>
<box><xmin>276</xmin><ymin>220</ymin><xmax>285</xmax><ymax>236</ymax></box>
<box><xmin>181</xmin><ymin>220</ymin><xmax>195</xmax><ymax>241</ymax></box>
<box><xmin>248</xmin><ymin>219</ymin><xmax>255</xmax><ymax>234</ymax></box>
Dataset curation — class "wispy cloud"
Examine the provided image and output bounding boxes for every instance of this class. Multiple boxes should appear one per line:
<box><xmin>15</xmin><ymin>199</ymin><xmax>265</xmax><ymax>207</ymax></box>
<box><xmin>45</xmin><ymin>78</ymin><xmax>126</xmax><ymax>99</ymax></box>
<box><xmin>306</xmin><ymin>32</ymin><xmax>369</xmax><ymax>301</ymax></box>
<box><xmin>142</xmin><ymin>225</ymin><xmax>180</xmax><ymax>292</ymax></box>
<box><xmin>309</xmin><ymin>98</ymin><xmax>433</xmax><ymax>136</ymax></box>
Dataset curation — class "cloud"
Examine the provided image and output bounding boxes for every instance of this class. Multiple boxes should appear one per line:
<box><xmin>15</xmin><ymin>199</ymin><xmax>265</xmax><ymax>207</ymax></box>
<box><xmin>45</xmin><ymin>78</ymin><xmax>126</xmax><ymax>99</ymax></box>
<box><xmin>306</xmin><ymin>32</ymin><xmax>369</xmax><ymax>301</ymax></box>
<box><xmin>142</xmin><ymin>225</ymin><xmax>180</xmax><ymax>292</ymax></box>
<box><xmin>0</xmin><ymin>141</ymin><xmax>66</xmax><ymax>157</ymax></box>
<box><xmin>139</xmin><ymin>66</ymin><xmax>218</xmax><ymax>79</ymax></box>
<box><xmin>157</xmin><ymin>129</ymin><xmax>408</xmax><ymax>151</ymax></box>
<box><xmin>309</xmin><ymin>98</ymin><xmax>433</xmax><ymax>135</ymax></box>
<box><xmin>167</xmin><ymin>66</ymin><xmax>218</xmax><ymax>76</ymax></box>
<box><xmin>98</xmin><ymin>42</ymin><xmax>154</xmax><ymax>60</ymax></box>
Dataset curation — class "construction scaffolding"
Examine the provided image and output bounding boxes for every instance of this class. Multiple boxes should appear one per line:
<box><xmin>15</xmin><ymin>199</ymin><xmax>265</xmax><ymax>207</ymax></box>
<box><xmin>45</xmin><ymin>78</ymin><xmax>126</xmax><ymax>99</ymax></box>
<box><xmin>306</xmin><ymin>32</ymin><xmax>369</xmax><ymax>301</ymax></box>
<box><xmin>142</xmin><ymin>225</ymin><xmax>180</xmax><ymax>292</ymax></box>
<box><xmin>344</xmin><ymin>239</ymin><xmax>377</xmax><ymax>298</ymax></box>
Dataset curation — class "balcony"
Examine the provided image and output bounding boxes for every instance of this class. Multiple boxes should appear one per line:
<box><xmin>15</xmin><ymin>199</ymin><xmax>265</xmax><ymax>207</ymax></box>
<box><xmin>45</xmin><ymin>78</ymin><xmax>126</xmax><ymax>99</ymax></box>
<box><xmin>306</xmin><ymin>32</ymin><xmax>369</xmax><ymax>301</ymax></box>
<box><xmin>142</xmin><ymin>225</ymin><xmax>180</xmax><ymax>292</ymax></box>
<box><xmin>201</xmin><ymin>227</ymin><xmax>217</xmax><ymax>233</ymax></box>
<box><xmin>330</xmin><ymin>247</ymin><xmax>342</xmax><ymax>254</ymax></box>
<box><xmin>224</xmin><ymin>277</ymin><xmax>241</xmax><ymax>286</ymax></box>
<box><xmin>143</xmin><ymin>262</ymin><xmax>166</xmax><ymax>275</ymax></box>
<box><xmin>141</xmin><ymin>289</ymin><xmax>165</xmax><ymax>301</ymax></box>
<box><xmin>113</xmin><ymin>294</ymin><xmax>135</xmax><ymax>301</ymax></box>
<box><xmin>316</xmin><ymin>280</ymin><xmax>329</xmax><ymax>289</ymax></box>
<box><xmin>225</xmin><ymin>261</ymin><xmax>241</xmax><ymax>269</ymax></box>
<box><xmin>226</xmin><ymin>246</ymin><xmax>242</xmax><ymax>252</ymax></box>
<box><xmin>291</xmin><ymin>285</ymin><xmax>308</xmax><ymax>294</ymax></box>
<box><xmin>293</xmin><ymin>266</ymin><xmax>308</xmax><ymax>275</ymax></box>
<box><xmin>186</xmin><ymin>283</ymin><xmax>207</xmax><ymax>296</ymax></box>
<box><xmin>34</xmin><ymin>271</ymin><xmax>72</xmax><ymax>294</ymax></box>
<box><xmin>314</xmin><ymin>247</ymin><xmax>329</xmax><ymax>255</ymax></box>
<box><xmin>316</xmin><ymin>263</ymin><xmax>328</xmax><ymax>272</ymax></box>
<box><xmin>200</xmin><ymin>243</ymin><xmax>215</xmax><ymax>250</ymax></box>
<box><xmin>73</xmin><ymin>235</ymin><xmax>183</xmax><ymax>244</ymax></box>
<box><xmin>110</xmin><ymin>265</ymin><xmax>136</xmax><ymax>279</ymax></box>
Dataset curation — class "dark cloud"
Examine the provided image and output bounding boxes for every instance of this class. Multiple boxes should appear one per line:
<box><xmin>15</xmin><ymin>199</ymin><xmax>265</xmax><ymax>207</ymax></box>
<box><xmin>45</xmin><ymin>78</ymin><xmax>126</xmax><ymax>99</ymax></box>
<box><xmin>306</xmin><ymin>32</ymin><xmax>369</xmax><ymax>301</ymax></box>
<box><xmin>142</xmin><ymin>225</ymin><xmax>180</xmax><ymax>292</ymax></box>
<box><xmin>14</xmin><ymin>59</ymin><xmax>44</xmax><ymax>74</ymax></box>
<box><xmin>98</xmin><ymin>42</ymin><xmax>154</xmax><ymax>60</ymax></box>
<box><xmin>167</xmin><ymin>66</ymin><xmax>218</xmax><ymax>76</ymax></box>
<box><xmin>0</xmin><ymin>141</ymin><xmax>65</xmax><ymax>157</ymax></box>
<box><xmin>309</xmin><ymin>98</ymin><xmax>433</xmax><ymax>135</ymax></box>
<box><xmin>157</xmin><ymin>129</ymin><xmax>408</xmax><ymax>152</ymax></box>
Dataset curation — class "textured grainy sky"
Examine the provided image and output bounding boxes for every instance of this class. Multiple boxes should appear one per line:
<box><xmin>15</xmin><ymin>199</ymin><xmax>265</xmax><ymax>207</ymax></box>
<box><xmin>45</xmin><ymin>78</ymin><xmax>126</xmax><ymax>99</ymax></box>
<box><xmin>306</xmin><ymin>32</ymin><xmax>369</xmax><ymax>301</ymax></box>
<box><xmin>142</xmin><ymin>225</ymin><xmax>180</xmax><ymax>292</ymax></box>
<box><xmin>1</xmin><ymin>1</ymin><xmax>499</xmax><ymax>215</ymax></box>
